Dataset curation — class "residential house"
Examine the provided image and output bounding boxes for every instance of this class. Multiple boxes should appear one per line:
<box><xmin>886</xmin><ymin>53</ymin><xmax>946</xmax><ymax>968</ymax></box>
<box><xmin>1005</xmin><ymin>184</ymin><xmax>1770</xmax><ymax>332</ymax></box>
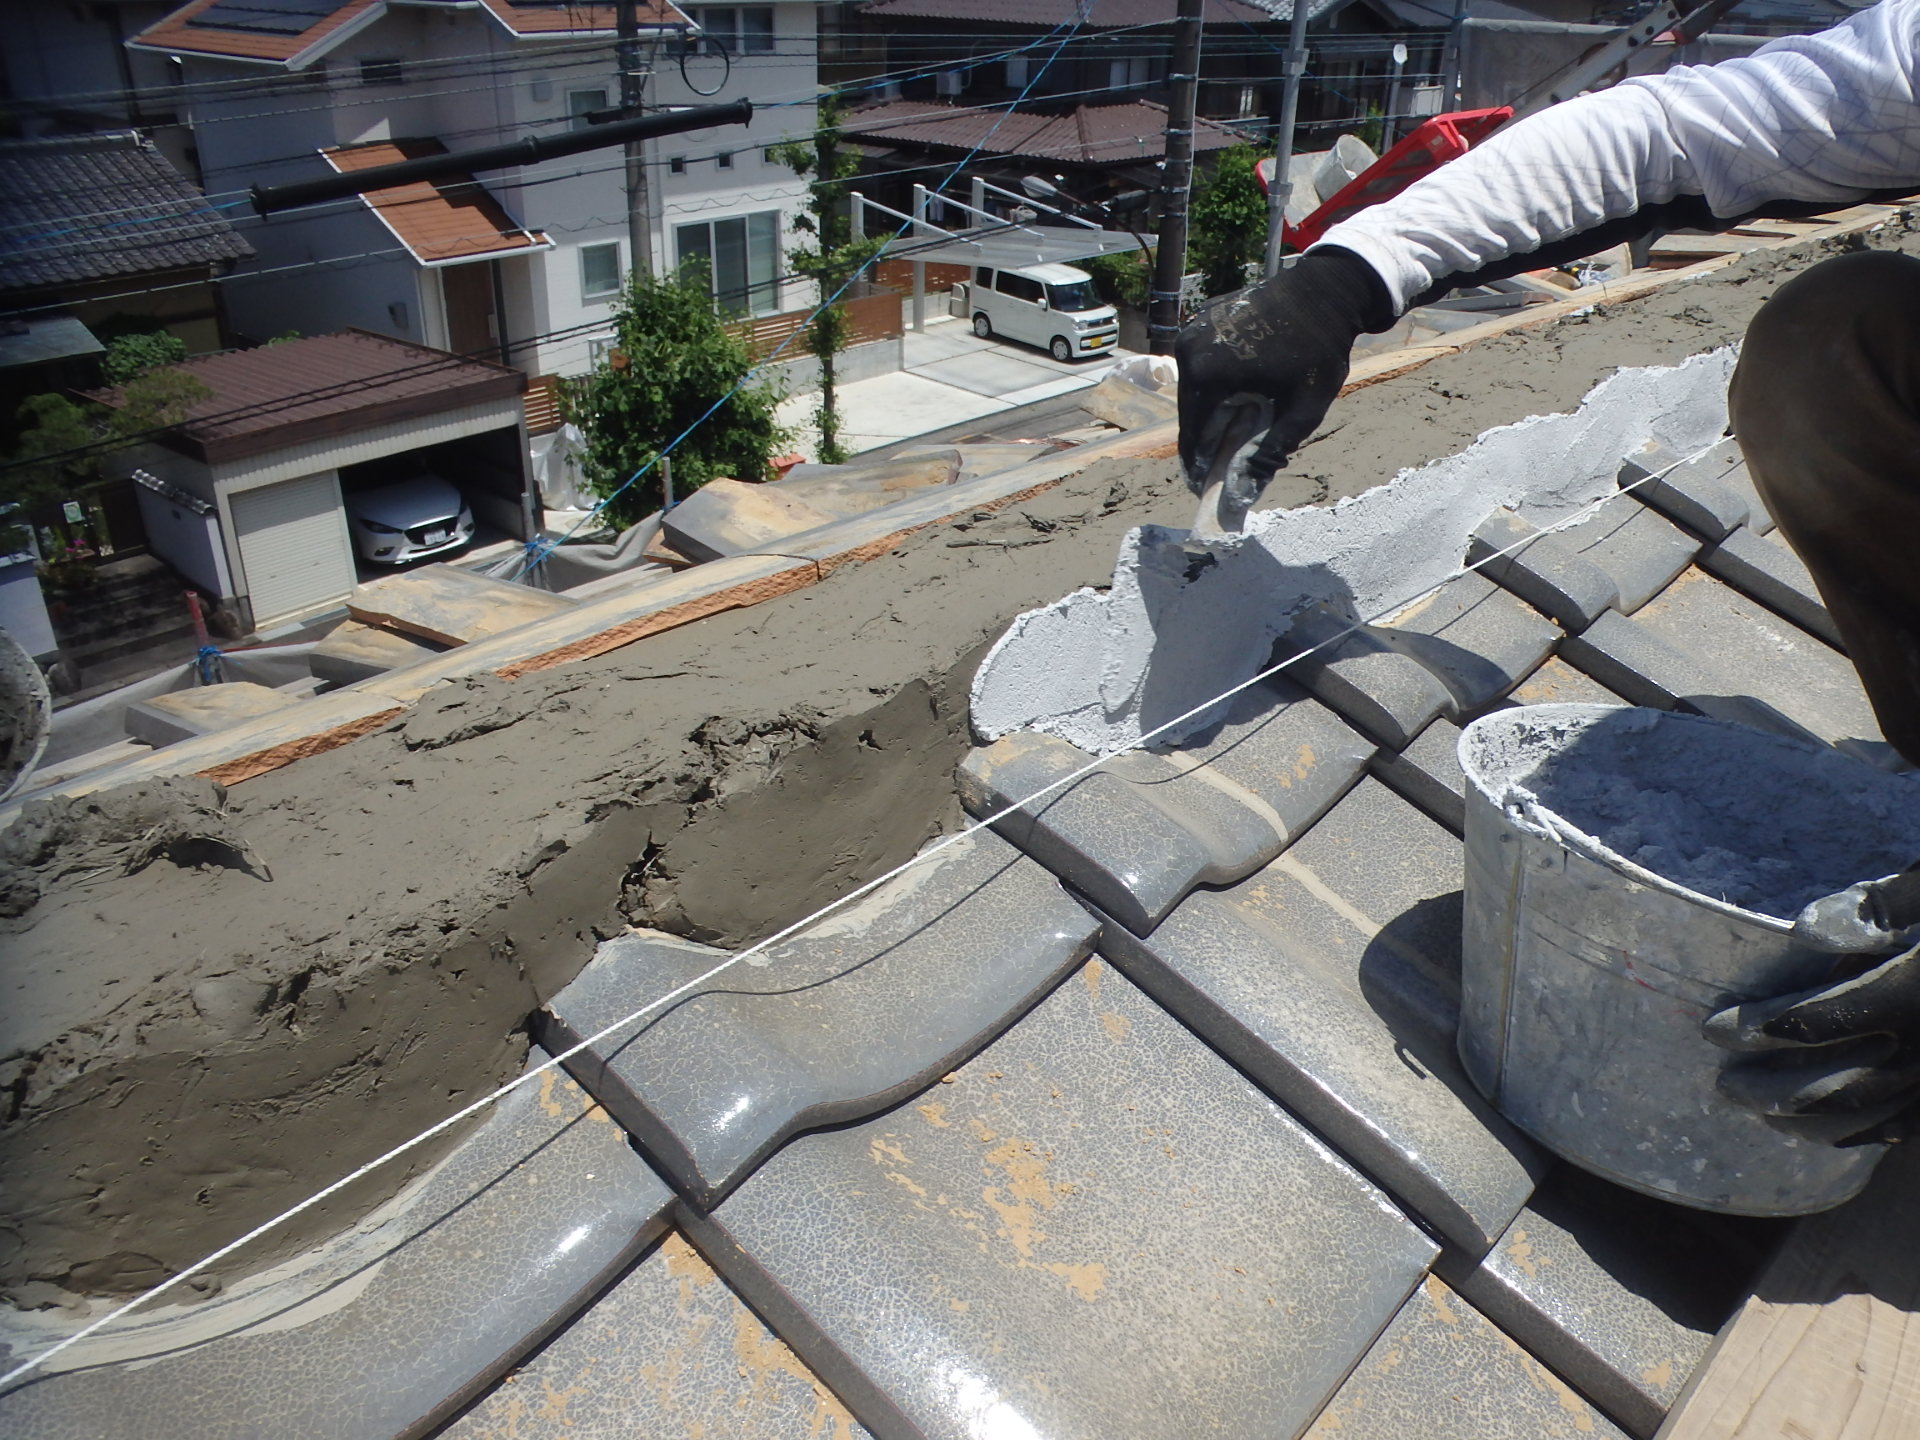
<box><xmin>123</xmin><ymin>0</ymin><xmax>827</xmax><ymax>384</ymax></box>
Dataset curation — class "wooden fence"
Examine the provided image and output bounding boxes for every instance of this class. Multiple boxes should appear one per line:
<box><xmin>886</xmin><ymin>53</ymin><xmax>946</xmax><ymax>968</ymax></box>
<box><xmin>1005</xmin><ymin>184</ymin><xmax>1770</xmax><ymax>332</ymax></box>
<box><xmin>874</xmin><ymin>258</ymin><xmax>972</xmax><ymax>293</ymax></box>
<box><xmin>726</xmin><ymin>286</ymin><xmax>902</xmax><ymax>363</ymax></box>
<box><xmin>523</xmin><ymin>375</ymin><xmax>565</xmax><ymax>437</ymax></box>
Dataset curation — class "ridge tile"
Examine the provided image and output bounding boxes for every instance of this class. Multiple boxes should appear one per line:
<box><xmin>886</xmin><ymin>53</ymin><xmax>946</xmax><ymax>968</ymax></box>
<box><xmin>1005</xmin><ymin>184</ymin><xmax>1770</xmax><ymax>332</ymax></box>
<box><xmin>1468</xmin><ymin>507</ymin><xmax>1620</xmax><ymax>633</ymax></box>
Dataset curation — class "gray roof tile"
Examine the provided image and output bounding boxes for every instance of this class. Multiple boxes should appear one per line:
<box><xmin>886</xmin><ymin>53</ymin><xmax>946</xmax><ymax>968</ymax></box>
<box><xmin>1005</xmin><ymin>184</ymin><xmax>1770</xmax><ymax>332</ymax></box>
<box><xmin>1304</xmin><ymin>1277</ymin><xmax>1630</xmax><ymax>1440</ymax></box>
<box><xmin>1620</xmin><ymin>444</ymin><xmax>1752</xmax><ymax>543</ymax></box>
<box><xmin>1101</xmin><ymin>779</ymin><xmax>1548</xmax><ymax>1254</ymax></box>
<box><xmin>1373</xmin><ymin>571</ymin><xmax>1564</xmax><ymax>718</ymax></box>
<box><xmin>0</xmin><ymin>1056</ymin><xmax>669</xmax><ymax>1440</ymax></box>
<box><xmin>1551</xmin><ymin>500</ymin><xmax>1700</xmax><ymax>614</ymax></box>
<box><xmin>442</xmin><ymin>1229</ymin><xmax>874</xmax><ymax>1439</ymax></box>
<box><xmin>1280</xmin><ymin>602</ymin><xmax>1456</xmax><ymax>749</ymax></box>
<box><xmin>1440</xmin><ymin>1169</ymin><xmax>1783</xmax><ymax>1439</ymax></box>
<box><xmin>686</xmin><ymin>958</ymin><xmax>1438</xmax><ymax>1439</ymax></box>
<box><xmin>0</xmin><ymin>131</ymin><xmax>252</xmax><ymax>294</ymax></box>
<box><xmin>539</xmin><ymin>831</ymin><xmax>1097</xmax><ymax>1208</ymax></box>
<box><xmin>1369</xmin><ymin>715</ymin><xmax>1468</xmax><ymax>834</ymax></box>
<box><xmin>1469</xmin><ymin>507</ymin><xmax>1621</xmax><ymax>632</ymax></box>
<box><xmin>1697</xmin><ymin>524</ymin><xmax>1840</xmax><ymax>648</ymax></box>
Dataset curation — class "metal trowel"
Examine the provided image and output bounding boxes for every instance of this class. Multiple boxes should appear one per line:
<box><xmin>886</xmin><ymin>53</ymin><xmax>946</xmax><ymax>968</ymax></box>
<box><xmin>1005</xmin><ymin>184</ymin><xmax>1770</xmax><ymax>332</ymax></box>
<box><xmin>1183</xmin><ymin>392</ymin><xmax>1275</xmax><ymax>556</ymax></box>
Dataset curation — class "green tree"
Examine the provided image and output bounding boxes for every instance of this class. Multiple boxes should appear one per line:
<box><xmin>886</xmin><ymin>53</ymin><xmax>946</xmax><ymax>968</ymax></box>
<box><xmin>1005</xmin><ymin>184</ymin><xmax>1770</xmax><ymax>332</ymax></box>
<box><xmin>1189</xmin><ymin>144</ymin><xmax>1272</xmax><ymax>297</ymax></box>
<box><xmin>561</xmin><ymin>265</ymin><xmax>787</xmax><ymax>527</ymax></box>
<box><xmin>1085</xmin><ymin>250</ymin><xmax>1151</xmax><ymax>310</ymax></box>
<box><xmin>4</xmin><ymin>368</ymin><xmax>210</xmax><ymax>552</ymax></box>
<box><xmin>100</xmin><ymin>330</ymin><xmax>189</xmax><ymax>385</ymax></box>
<box><xmin>772</xmin><ymin>95</ymin><xmax>885</xmax><ymax>465</ymax></box>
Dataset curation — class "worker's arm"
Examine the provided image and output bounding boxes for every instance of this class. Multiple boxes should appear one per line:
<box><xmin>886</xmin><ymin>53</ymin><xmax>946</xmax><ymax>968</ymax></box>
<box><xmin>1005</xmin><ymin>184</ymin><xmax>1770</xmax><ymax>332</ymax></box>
<box><xmin>1178</xmin><ymin>0</ymin><xmax>1920</xmax><ymax>488</ymax></box>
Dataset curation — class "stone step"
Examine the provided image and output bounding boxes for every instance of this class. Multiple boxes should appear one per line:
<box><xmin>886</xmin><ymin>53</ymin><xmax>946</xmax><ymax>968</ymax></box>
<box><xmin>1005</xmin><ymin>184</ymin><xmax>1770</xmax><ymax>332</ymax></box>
<box><xmin>0</xmin><ymin>1055</ymin><xmax>671</xmax><ymax>1440</ymax></box>
<box><xmin>956</xmin><ymin>681</ymin><xmax>1371</xmax><ymax>936</ymax></box>
<box><xmin>538</xmin><ymin>830</ymin><xmax>1099</xmax><ymax>1209</ymax></box>
<box><xmin>685</xmin><ymin>958</ymin><xmax>1439</xmax><ymax>1440</ymax></box>
<box><xmin>1099</xmin><ymin>779</ymin><xmax>1547</xmax><ymax>1256</ymax></box>
<box><xmin>443</xmin><ymin>1229</ymin><xmax>874</xmax><ymax>1439</ymax></box>
<box><xmin>1439</xmin><ymin>1168</ymin><xmax>1786</xmax><ymax>1438</ymax></box>
<box><xmin>1302</xmin><ymin>1276</ymin><xmax>1629</xmax><ymax>1439</ymax></box>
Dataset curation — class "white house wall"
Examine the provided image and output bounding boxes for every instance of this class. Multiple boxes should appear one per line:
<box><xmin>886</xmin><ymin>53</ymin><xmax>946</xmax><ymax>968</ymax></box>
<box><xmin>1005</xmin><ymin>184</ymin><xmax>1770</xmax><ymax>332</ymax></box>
<box><xmin>165</xmin><ymin>3</ymin><xmax>821</xmax><ymax>381</ymax></box>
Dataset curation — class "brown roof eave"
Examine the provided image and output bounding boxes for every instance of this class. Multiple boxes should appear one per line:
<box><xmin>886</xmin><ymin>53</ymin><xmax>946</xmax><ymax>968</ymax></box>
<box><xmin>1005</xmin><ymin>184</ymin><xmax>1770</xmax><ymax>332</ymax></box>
<box><xmin>191</xmin><ymin>370</ymin><xmax>528</xmax><ymax>466</ymax></box>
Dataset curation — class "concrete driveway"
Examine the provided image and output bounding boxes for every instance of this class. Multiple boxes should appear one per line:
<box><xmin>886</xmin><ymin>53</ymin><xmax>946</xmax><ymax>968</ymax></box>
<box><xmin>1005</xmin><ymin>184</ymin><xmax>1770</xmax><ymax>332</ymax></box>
<box><xmin>775</xmin><ymin>315</ymin><xmax>1141</xmax><ymax>456</ymax></box>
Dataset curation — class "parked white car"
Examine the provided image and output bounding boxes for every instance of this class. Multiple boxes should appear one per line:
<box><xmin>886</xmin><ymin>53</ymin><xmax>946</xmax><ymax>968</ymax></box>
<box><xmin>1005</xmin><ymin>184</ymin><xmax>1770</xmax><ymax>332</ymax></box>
<box><xmin>966</xmin><ymin>262</ymin><xmax>1120</xmax><ymax>361</ymax></box>
<box><xmin>344</xmin><ymin>473</ymin><xmax>474</xmax><ymax>565</ymax></box>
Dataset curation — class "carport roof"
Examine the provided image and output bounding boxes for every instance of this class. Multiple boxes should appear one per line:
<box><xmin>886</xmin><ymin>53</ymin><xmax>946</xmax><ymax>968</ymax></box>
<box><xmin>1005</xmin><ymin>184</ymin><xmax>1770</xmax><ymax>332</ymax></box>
<box><xmin>89</xmin><ymin>328</ymin><xmax>527</xmax><ymax>465</ymax></box>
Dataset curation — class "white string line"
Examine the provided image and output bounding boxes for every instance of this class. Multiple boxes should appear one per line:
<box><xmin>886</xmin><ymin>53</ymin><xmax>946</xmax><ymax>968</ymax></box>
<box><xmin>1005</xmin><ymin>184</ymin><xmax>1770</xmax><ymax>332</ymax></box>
<box><xmin>0</xmin><ymin>429</ymin><xmax>1730</xmax><ymax>1391</ymax></box>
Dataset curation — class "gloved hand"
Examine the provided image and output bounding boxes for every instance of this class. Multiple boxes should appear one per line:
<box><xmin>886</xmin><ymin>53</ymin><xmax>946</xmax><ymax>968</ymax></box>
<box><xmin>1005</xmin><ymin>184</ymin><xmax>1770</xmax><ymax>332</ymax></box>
<box><xmin>1704</xmin><ymin>866</ymin><xmax>1920</xmax><ymax>1146</ymax></box>
<box><xmin>1174</xmin><ymin>247</ymin><xmax>1397</xmax><ymax>495</ymax></box>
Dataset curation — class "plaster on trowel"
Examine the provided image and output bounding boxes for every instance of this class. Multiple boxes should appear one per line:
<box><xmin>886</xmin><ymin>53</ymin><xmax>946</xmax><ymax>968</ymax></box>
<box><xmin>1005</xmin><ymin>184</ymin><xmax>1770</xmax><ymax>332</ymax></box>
<box><xmin>1183</xmin><ymin>392</ymin><xmax>1276</xmax><ymax>555</ymax></box>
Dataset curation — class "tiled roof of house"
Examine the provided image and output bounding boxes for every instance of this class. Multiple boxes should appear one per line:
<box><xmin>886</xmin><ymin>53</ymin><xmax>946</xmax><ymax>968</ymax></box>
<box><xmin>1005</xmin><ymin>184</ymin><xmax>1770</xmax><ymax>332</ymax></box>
<box><xmin>6</xmin><ymin>363</ymin><xmax>1872</xmax><ymax>1436</ymax></box>
<box><xmin>847</xmin><ymin>98</ymin><xmax>1252</xmax><ymax>164</ymax></box>
<box><xmin>322</xmin><ymin>138</ymin><xmax>551</xmax><ymax>265</ymax></box>
<box><xmin>130</xmin><ymin>0</ymin><xmax>688</xmax><ymax>65</ymax></box>
<box><xmin>860</xmin><ymin>0</ymin><xmax>1340</xmax><ymax>25</ymax></box>
<box><xmin>0</xmin><ymin>132</ymin><xmax>253</xmax><ymax>297</ymax></box>
<box><xmin>87</xmin><ymin>329</ymin><xmax>526</xmax><ymax>463</ymax></box>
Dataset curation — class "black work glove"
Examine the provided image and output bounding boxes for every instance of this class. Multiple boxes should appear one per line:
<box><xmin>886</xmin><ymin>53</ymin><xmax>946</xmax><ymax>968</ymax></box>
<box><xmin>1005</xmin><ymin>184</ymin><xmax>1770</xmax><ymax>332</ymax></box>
<box><xmin>1704</xmin><ymin>866</ymin><xmax>1920</xmax><ymax>1146</ymax></box>
<box><xmin>1174</xmin><ymin>248</ymin><xmax>1397</xmax><ymax>495</ymax></box>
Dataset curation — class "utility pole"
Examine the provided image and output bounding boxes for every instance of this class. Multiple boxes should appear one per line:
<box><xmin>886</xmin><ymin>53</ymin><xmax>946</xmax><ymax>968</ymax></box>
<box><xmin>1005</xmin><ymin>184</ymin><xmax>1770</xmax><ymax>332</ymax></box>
<box><xmin>617</xmin><ymin>0</ymin><xmax>653</xmax><ymax>279</ymax></box>
<box><xmin>1147</xmin><ymin>0</ymin><xmax>1204</xmax><ymax>356</ymax></box>
<box><xmin>1262</xmin><ymin>0</ymin><xmax>1312</xmax><ymax>276</ymax></box>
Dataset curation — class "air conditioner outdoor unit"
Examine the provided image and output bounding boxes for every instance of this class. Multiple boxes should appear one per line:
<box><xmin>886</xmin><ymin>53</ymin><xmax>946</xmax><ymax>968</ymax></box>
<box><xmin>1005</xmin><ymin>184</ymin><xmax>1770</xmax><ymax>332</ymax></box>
<box><xmin>936</xmin><ymin>70</ymin><xmax>965</xmax><ymax>96</ymax></box>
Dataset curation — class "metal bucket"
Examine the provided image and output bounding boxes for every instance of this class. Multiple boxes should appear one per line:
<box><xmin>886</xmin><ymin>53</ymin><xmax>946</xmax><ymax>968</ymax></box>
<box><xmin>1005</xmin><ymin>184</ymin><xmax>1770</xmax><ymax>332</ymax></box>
<box><xmin>1457</xmin><ymin>704</ymin><xmax>1920</xmax><ymax>1215</ymax></box>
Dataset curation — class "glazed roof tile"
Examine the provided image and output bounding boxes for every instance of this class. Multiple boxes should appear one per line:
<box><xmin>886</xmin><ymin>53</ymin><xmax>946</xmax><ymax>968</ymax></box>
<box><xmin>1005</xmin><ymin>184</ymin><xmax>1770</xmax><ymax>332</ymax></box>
<box><xmin>0</xmin><ymin>132</ymin><xmax>253</xmax><ymax>296</ymax></box>
<box><xmin>0</xmin><ymin>416</ymin><xmax>1869</xmax><ymax>1437</ymax></box>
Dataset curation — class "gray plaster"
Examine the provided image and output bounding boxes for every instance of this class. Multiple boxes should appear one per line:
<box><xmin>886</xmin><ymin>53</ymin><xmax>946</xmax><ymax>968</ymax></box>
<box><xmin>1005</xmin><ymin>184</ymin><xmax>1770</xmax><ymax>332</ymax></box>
<box><xmin>1100</xmin><ymin>779</ymin><xmax>1546</xmax><ymax>1255</ymax></box>
<box><xmin>1370</xmin><ymin>717</ymin><xmax>1468</xmax><ymax>833</ymax></box>
<box><xmin>443</xmin><ymin>1229</ymin><xmax>872</xmax><ymax>1439</ymax></box>
<box><xmin>0</xmin><ymin>1055</ymin><xmax>670</xmax><ymax>1440</ymax></box>
<box><xmin>958</xmin><ymin>731</ymin><xmax>1284</xmax><ymax>936</ymax></box>
<box><xmin>1301</xmin><ymin>1278</ymin><xmax>1629</xmax><ymax>1440</ymax></box>
<box><xmin>539</xmin><ymin>831</ymin><xmax>1099</xmax><ymax>1208</ymax></box>
<box><xmin>1619</xmin><ymin>443</ymin><xmax>1750</xmax><ymax>542</ymax></box>
<box><xmin>973</xmin><ymin>349</ymin><xmax>1737</xmax><ymax>752</ymax></box>
<box><xmin>1469</xmin><ymin>507</ymin><xmax>1620</xmax><ymax>631</ymax></box>
<box><xmin>1698</xmin><ymin>525</ymin><xmax>1841</xmax><ymax>648</ymax></box>
<box><xmin>1440</xmin><ymin>1170</ymin><xmax>1780</xmax><ymax>1438</ymax></box>
<box><xmin>687</xmin><ymin>959</ymin><xmax>1438</xmax><ymax>1440</ymax></box>
<box><xmin>1552</xmin><ymin>501</ymin><xmax>1700</xmax><ymax>614</ymax></box>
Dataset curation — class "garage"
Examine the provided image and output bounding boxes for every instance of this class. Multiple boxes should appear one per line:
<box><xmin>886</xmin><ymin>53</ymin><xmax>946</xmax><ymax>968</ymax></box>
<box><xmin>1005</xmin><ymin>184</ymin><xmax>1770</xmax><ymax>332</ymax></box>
<box><xmin>97</xmin><ymin>330</ymin><xmax>533</xmax><ymax>634</ymax></box>
<box><xmin>230</xmin><ymin>473</ymin><xmax>358</xmax><ymax>627</ymax></box>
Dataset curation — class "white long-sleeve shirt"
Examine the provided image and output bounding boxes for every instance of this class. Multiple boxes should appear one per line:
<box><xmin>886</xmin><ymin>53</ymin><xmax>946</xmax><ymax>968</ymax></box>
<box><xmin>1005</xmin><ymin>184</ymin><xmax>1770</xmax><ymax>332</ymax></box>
<box><xmin>1316</xmin><ymin>0</ymin><xmax>1920</xmax><ymax>310</ymax></box>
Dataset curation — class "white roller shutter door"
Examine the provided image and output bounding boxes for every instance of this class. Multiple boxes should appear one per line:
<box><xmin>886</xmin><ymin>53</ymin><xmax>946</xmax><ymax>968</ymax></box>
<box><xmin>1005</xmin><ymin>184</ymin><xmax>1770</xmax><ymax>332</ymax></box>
<box><xmin>230</xmin><ymin>473</ymin><xmax>356</xmax><ymax>627</ymax></box>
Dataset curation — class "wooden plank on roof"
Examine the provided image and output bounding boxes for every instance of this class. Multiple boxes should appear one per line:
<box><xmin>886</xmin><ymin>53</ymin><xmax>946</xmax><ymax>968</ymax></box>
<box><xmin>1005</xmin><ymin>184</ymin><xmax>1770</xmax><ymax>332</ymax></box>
<box><xmin>1656</xmin><ymin>1141</ymin><xmax>1920</xmax><ymax>1440</ymax></box>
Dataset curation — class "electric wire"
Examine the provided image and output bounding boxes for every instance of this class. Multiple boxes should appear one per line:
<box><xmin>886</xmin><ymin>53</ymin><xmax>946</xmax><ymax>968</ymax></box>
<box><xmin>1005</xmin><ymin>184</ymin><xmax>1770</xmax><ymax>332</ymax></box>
<box><xmin>0</xmin><ymin>425</ymin><xmax>1737</xmax><ymax>1393</ymax></box>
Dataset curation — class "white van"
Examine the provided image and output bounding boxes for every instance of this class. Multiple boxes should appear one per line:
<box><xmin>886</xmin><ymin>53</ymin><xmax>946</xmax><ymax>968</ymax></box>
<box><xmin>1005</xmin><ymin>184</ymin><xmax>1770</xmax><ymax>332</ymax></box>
<box><xmin>964</xmin><ymin>262</ymin><xmax>1120</xmax><ymax>361</ymax></box>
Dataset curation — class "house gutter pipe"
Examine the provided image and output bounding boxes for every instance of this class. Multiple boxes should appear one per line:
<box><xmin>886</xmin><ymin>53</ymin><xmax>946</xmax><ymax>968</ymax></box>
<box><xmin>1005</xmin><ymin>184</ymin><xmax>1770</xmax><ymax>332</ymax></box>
<box><xmin>250</xmin><ymin>101</ymin><xmax>753</xmax><ymax>215</ymax></box>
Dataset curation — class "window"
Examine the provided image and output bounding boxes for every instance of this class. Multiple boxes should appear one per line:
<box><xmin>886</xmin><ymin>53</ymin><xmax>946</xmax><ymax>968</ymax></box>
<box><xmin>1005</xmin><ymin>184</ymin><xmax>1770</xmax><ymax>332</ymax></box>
<box><xmin>359</xmin><ymin>56</ymin><xmax>403</xmax><ymax>86</ymax></box>
<box><xmin>669</xmin><ymin>155</ymin><xmax>687</xmax><ymax>174</ymax></box>
<box><xmin>1109</xmin><ymin>56</ymin><xmax>1150</xmax><ymax>89</ymax></box>
<box><xmin>995</xmin><ymin>271</ymin><xmax>1044</xmax><ymax>303</ymax></box>
<box><xmin>580</xmin><ymin>242</ymin><xmax>622</xmax><ymax>300</ymax></box>
<box><xmin>974</xmin><ymin>266</ymin><xmax>993</xmax><ymax>287</ymax></box>
<box><xmin>1005</xmin><ymin>56</ymin><xmax>1031</xmax><ymax>88</ymax></box>
<box><xmin>687</xmin><ymin>6</ymin><xmax>774</xmax><ymax>56</ymax></box>
<box><xmin>675</xmin><ymin>211</ymin><xmax>780</xmax><ymax>316</ymax></box>
<box><xmin>763</xmin><ymin>147</ymin><xmax>778</xmax><ymax>164</ymax></box>
<box><xmin>716</xmin><ymin>150</ymin><xmax>734</xmax><ymax>169</ymax></box>
<box><xmin>568</xmin><ymin>88</ymin><xmax>608</xmax><ymax>131</ymax></box>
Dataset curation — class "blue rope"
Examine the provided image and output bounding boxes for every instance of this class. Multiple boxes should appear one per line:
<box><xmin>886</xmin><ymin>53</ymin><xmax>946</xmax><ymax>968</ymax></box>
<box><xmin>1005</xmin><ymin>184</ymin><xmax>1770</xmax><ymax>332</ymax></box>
<box><xmin>196</xmin><ymin>645</ymin><xmax>225</xmax><ymax>686</ymax></box>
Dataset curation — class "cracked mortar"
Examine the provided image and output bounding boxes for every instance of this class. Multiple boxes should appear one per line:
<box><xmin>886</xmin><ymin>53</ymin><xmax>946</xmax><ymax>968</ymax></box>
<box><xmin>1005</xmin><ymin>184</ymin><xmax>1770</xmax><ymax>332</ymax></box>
<box><xmin>2</xmin><ymin>220</ymin><xmax>1912</xmax><ymax>1309</ymax></box>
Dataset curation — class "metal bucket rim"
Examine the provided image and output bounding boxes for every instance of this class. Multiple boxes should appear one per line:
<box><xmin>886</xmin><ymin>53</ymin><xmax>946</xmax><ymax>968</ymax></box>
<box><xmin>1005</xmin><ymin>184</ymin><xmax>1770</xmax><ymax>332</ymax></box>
<box><xmin>1459</xmin><ymin>703</ymin><xmax>1802</xmax><ymax>934</ymax></box>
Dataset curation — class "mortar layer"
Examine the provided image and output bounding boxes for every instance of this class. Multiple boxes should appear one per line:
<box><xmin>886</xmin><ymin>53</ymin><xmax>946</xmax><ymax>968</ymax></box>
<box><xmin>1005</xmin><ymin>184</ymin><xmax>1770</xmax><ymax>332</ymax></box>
<box><xmin>3</xmin><ymin>221</ymin><xmax>1909</xmax><ymax>1309</ymax></box>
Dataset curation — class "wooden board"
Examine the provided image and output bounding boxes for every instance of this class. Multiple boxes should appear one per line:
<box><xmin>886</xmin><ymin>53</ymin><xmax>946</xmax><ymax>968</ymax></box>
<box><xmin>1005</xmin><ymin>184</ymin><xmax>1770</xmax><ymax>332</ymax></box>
<box><xmin>1657</xmin><ymin>1141</ymin><xmax>1920</xmax><ymax>1440</ymax></box>
<box><xmin>347</xmin><ymin>565</ymin><xmax>576</xmax><ymax>647</ymax></box>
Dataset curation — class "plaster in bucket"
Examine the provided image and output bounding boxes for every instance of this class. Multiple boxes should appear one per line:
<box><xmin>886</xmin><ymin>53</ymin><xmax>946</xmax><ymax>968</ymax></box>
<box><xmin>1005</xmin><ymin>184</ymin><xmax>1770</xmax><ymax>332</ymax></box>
<box><xmin>1457</xmin><ymin>704</ymin><xmax>1920</xmax><ymax>1214</ymax></box>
